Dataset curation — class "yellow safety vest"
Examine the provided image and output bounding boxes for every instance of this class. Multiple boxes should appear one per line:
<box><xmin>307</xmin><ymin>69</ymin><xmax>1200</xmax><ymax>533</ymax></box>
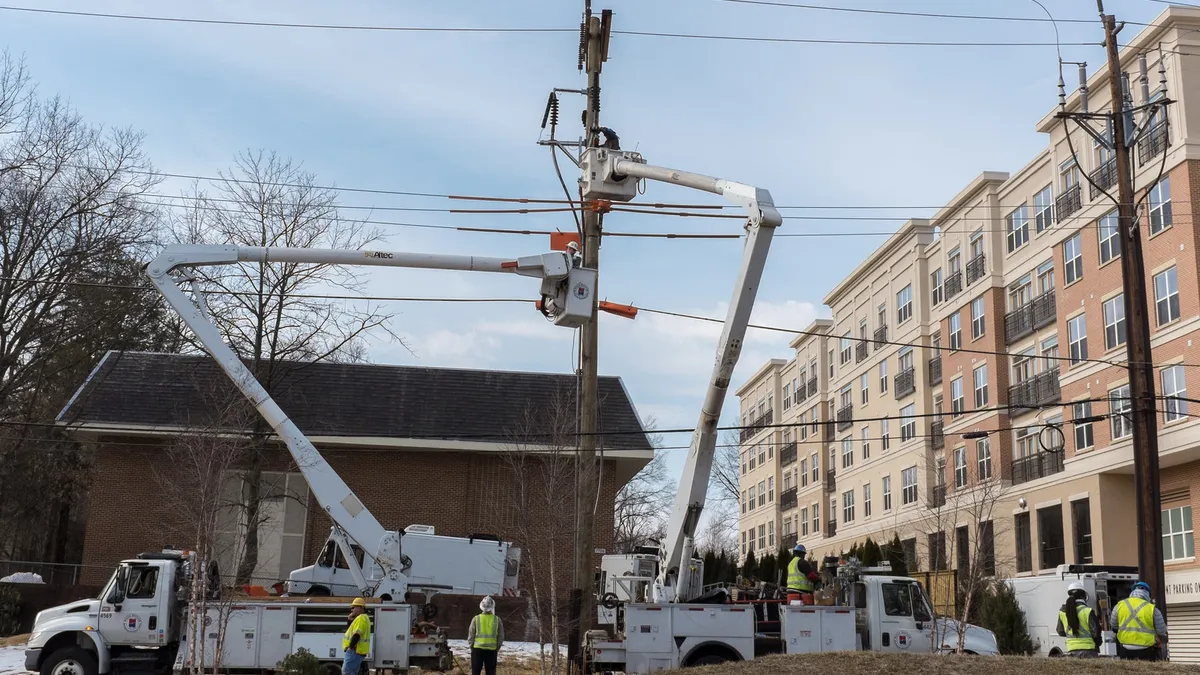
<box><xmin>343</xmin><ymin>613</ymin><xmax>371</xmax><ymax>655</ymax></box>
<box><xmin>1115</xmin><ymin>598</ymin><xmax>1157</xmax><ymax>648</ymax></box>
<box><xmin>474</xmin><ymin>613</ymin><xmax>499</xmax><ymax>651</ymax></box>
<box><xmin>787</xmin><ymin>558</ymin><xmax>813</xmax><ymax>592</ymax></box>
<box><xmin>1058</xmin><ymin>605</ymin><xmax>1095</xmax><ymax>652</ymax></box>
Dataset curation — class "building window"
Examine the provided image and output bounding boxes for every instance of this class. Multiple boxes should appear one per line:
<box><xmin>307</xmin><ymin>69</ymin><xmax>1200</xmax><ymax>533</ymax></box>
<box><xmin>1155</xmin><ymin>266</ymin><xmax>1180</xmax><ymax>326</ymax></box>
<box><xmin>881</xmin><ymin>419</ymin><xmax>890</xmax><ymax>451</ymax></box>
<box><xmin>897</xmin><ymin>285</ymin><xmax>913</xmax><ymax>324</ymax></box>
<box><xmin>929</xmin><ymin>531</ymin><xmax>948</xmax><ymax>571</ymax></box>
<box><xmin>768</xmin><ymin>476</ymin><xmax>775</xmax><ymax>502</ymax></box>
<box><xmin>811</xmin><ymin>453</ymin><xmax>819</xmax><ymax>483</ymax></box>
<box><xmin>980</xmin><ymin>520</ymin><xmax>996</xmax><ymax>576</ymax></box>
<box><xmin>861</xmin><ymin>372</ymin><xmax>869</xmax><ymax>405</ymax></box>
<box><xmin>843</xmin><ymin>489</ymin><xmax>855</xmax><ymax>523</ymax></box>
<box><xmin>840</xmin><ymin>332</ymin><xmax>852</xmax><ymax>364</ymax></box>
<box><xmin>758</xmin><ymin>524</ymin><xmax>766</xmax><ymax>552</ymax></box>
<box><xmin>769</xmin><ymin>520</ymin><xmax>775</xmax><ymax>548</ymax></box>
<box><xmin>862</xmin><ymin>426</ymin><xmax>871</xmax><ymax>460</ymax></box>
<box><xmin>741</xmin><ymin>530</ymin><xmax>747</xmax><ymax>556</ymax></box>
<box><xmin>863</xmin><ymin>483</ymin><xmax>872</xmax><ymax>518</ymax></box>
<box><xmin>758</xmin><ymin>480</ymin><xmax>766</xmax><ymax>507</ymax></box>
<box><xmin>1061</xmin><ymin>156</ymin><xmax>1080</xmax><ymax>191</ymax></box>
<box><xmin>742</xmin><ymin>490</ymin><xmax>748</xmax><ymax>514</ymax></box>
<box><xmin>1037</xmin><ymin>259</ymin><xmax>1055</xmax><ymax>294</ymax></box>
<box><xmin>1068</xmin><ymin>314</ymin><xmax>1088</xmax><ymax>364</ymax></box>
<box><xmin>749</xmin><ymin>451</ymin><xmax>756</xmax><ymax>471</ymax></box>
<box><xmin>1063</xmin><ymin>233</ymin><xmax>1083</xmax><ymax>284</ymax></box>
<box><xmin>842</xmin><ymin>437</ymin><xmax>854</xmax><ymax>469</ymax></box>
<box><xmin>812</xmin><ymin>503</ymin><xmax>819</xmax><ymax>534</ymax></box>
<box><xmin>800</xmin><ymin>458</ymin><xmax>808</xmax><ymax>487</ymax></box>
<box><xmin>931</xmin><ymin>268</ymin><xmax>943</xmax><ymax>305</ymax></box>
<box><xmin>900</xmin><ymin>404</ymin><xmax>916</xmax><ymax>442</ymax></box>
<box><xmin>879</xmin><ymin>360</ymin><xmax>888</xmax><ymax>393</ymax></box>
<box><xmin>1149</xmin><ymin>176</ymin><xmax>1172</xmax><ymax>234</ymax></box>
<box><xmin>957</xmin><ymin>526</ymin><xmax>971</xmax><ymax>575</ymax></box>
<box><xmin>973</xmin><ymin>364</ymin><xmax>989</xmax><ymax>409</ymax></box>
<box><xmin>901</xmin><ymin>466</ymin><xmax>918</xmax><ymax>505</ymax></box>
<box><xmin>882</xmin><ymin>475</ymin><xmax>892</xmax><ymax>511</ymax></box>
<box><xmin>1034</xmin><ymin>184</ymin><xmax>1054</xmax><ymax>232</ymax></box>
<box><xmin>1162</xmin><ymin>365</ymin><xmax>1188</xmax><ymax>423</ymax></box>
<box><xmin>1073</xmin><ymin>499</ymin><xmax>1094</xmax><ymax>564</ymax></box>
<box><xmin>783</xmin><ymin>383</ymin><xmax>791</xmax><ymax>411</ymax></box>
<box><xmin>898</xmin><ymin>345</ymin><xmax>914</xmax><ymax>374</ymax></box>
<box><xmin>971</xmin><ymin>296</ymin><xmax>986</xmax><ymax>339</ymax></box>
<box><xmin>1016</xmin><ymin>426</ymin><xmax>1037</xmax><ymax>458</ymax></box>
<box><xmin>949</xmin><ymin>312</ymin><xmax>962</xmax><ymax>351</ymax></box>
<box><xmin>801</xmin><ymin>507</ymin><xmax>809</xmax><ymax>537</ymax></box>
<box><xmin>1098</xmin><ymin>209</ymin><xmax>1121</xmax><ymax>264</ymax></box>
<box><xmin>1110</xmin><ymin>384</ymin><xmax>1132</xmax><ymax>439</ymax></box>
<box><xmin>1006</xmin><ymin>204</ymin><xmax>1029</xmax><ymax>252</ymax></box>
<box><xmin>976</xmin><ymin>438</ymin><xmax>992</xmax><ymax>480</ymax></box>
<box><xmin>1015</xmin><ymin>512</ymin><xmax>1032</xmax><ymax>573</ymax></box>
<box><xmin>1163</xmin><ymin>505</ymin><xmax>1195</xmax><ymax>561</ymax></box>
<box><xmin>954</xmin><ymin>447</ymin><xmax>967</xmax><ymax>488</ymax></box>
<box><xmin>948</xmin><ymin>247</ymin><xmax>961</xmax><ymax>276</ymax></box>
<box><xmin>1038</xmin><ymin>503</ymin><xmax>1065</xmax><ymax>570</ymax></box>
<box><xmin>1103</xmin><ymin>295</ymin><xmax>1126</xmax><ymax>350</ymax></box>
<box><xmin>951</xmin><ymin>377</ymin><xmax>964</xmax><ymax>416</ymax></box>
<box><xmin>1041</xmin><ymin>335</ymin><xmax>1059</xmax><ymax>369</ymax></box>
<box><xmin>1073</xmin><ymin>401</ymin><xmax>1095</xmax><ymax>451</ymax></box>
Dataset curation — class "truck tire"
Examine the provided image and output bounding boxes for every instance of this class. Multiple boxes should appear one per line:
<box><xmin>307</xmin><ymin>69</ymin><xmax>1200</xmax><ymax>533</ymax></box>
<box><xmin>39</xmin><ymin>647</ymin><xmax>97</xmax><ymax>675</ymax></box>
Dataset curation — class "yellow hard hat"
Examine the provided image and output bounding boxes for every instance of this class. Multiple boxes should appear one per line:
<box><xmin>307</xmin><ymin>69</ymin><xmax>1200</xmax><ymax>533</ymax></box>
<box><xmin>351</xmin><ymin>597</ymin><xmax>367</xmax><ymax>608</ymax></box>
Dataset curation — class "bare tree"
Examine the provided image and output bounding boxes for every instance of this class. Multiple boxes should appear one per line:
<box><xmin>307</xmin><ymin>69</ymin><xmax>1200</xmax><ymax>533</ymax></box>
<box><xmin>172</xmin><ymin>150</ymin><xmax>401</xmax><ymax>583</ymax></box>
<box><xmin>612</xmin><ymin>416</ymin><xmax>672</xmax><ymax>553</ymax></box>
<box><xmin>710</xmin><ymin>430</ymin><xmax>741</xmax><ymax>506</ymax></box>
<box><xmin>697</xmin><ymin>499</ymin><xmax>737</xmax><ymax>557</ymax></box>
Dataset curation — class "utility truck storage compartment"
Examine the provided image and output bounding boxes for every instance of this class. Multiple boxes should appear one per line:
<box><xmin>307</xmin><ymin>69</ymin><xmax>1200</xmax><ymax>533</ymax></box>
<box><xmin>780</xmin><ymin>605</ymin><xmax>858</xmax><ymax>653</ymax></box>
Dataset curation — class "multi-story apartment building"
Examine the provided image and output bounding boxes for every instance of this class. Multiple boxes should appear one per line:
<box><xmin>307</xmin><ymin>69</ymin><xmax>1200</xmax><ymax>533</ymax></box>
<box><xmin>736</xmin><ymin>5</ymin><xmax>1200</xmax><ymax>661</ymax></box>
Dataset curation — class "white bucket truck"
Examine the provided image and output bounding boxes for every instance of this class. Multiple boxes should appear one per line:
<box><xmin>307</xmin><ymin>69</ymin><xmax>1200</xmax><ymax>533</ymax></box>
<box><xmin>1009</xmin><ymin>564</ymin><xmax>1140</xmax><ymax>657</ymax></box>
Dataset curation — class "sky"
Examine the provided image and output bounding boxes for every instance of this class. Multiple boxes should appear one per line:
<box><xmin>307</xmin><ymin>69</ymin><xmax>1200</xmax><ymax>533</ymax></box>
<box><xmin>0</xmin><ymin>0</ymin><xmax>1174</xmax><ymax>486</ymax></box>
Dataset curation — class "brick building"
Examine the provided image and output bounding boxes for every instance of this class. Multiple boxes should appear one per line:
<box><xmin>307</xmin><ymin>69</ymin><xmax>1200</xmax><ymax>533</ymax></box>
<box><xmin>737</xmin><ymin>4</ymin><xmax>1200</xmax><ymax>662</ymax></box>
<box><xmin>57</xmin><ymin>351</ymin><xmax>653</xmax><ymax>606</ymax></box>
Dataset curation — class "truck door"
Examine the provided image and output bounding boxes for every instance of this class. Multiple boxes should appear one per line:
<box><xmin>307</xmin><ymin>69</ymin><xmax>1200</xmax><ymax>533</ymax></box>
<box><xmin>98</xmin><ymin>562</ymin><xmax>170</xmax><ymax>646</ymax></box>
<box><xmin>876</xmin><ymin>580</ymin><xmax>932</xmax><ymax>653</ymax></box>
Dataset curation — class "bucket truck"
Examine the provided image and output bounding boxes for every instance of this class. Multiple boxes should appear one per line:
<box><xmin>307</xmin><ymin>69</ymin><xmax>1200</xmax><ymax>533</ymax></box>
<box><xmin>24</xmin><ymin>246</ymin><xmax>595</xmax><ymax>675</ymax></box>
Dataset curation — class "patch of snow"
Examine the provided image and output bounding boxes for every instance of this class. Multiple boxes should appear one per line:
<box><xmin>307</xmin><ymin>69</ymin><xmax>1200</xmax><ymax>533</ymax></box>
<box><xmin>0</xmin><ymin>645</ymin><xmax>32</xmax><ymax>675</ymax></box>
<box><xmin>0</xmin><ymin>573</ymin><xmax>42</xmax><ymax>584</ymax></box>
<box><xmin>448</xmin><ymin>640</ymin><xmax>567</xmax><ymax>662</ymax></box>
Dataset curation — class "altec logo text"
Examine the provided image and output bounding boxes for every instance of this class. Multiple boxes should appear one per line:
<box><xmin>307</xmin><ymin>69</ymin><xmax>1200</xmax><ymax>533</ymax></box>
<box><xmin>364</xmin><ymin>251</ymin><xmax>394</xmax><ymax>259</ymax></box>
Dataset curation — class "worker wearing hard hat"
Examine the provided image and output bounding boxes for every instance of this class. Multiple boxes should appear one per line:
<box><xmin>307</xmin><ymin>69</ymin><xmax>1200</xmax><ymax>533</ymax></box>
<box><xmin>1055</xmin><ymin>582</ymin><xmax>1101</xmax><ymax>657</ymax></box>
<box><xmin>342</xmin><ymin>597</ymin><xmax>372</xmax><ymax>675</ymax></box>
<box><xmin>785</xmin><ymin>544</ymin><xmax>819</xmax><ymax>603</ymax></box>
<box><xmin>1110</xmin><ymin>581</ymin><xmax>1168</xmax><ymax>660</ymax></box>
<box><xmin>467</xmin><ymin>596</ymin><xmax>504</xmax><ymax>675</ymax></box>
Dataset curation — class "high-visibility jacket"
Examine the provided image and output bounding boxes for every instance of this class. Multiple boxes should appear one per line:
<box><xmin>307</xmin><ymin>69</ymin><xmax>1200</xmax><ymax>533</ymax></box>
<box><xmin>786</xmin><ymin>558</ymin><xmax>814</xmax><ymax>592</ymax></box>
<box><xmin>1058</xmin><ymin>605</ymin><xmax>1095</xmax><ymax>652</ymax></box>
<box><xmin>474</xmin><ymin>613</ymin><xmax>500</xmax><ymax>651</ymax></box>
<box><xmin>343</xmin><ymin>613</ymin><xmax>371</xmax><ymax>655</ymax></box>
<box><xmin>1115</xmin><ymin>597</ymin><xmax>1157</xmax><ymax>647</ymax></box>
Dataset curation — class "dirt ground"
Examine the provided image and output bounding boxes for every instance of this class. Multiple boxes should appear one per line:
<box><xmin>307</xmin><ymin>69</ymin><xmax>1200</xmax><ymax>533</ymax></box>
<box><xmin>680</xmin><ymin>651</ymin><xmax>1200</xmax><ymax>675</ymax></box>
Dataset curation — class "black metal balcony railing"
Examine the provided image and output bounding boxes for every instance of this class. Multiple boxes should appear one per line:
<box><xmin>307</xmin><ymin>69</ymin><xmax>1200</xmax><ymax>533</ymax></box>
<box><xmin>931</xmin><ymin>421</ymin><xmax>945</xmax><ymax>450</ymax></box>
<box><xmin>837</xmin><ymin>404</ymin><xmax>854</xmax><ymax>431</ymax></box>
<box><xmin>1090</xmin><ymin>157</ymin><xmax>1118</xmax><ymax>200</ymax></box>
<box><xmin>1012</xmin><ymin>451</ymin><xmax>1066</xmax><ymax>485</ymax></box>
<box><xmin>966</xmin><ymin>255</ymin><xmax>987</xmax><ymax>285</ymax></box>
<box><xmin>826</xmin><ymin>519</ymin><xmax>838</xmax><ymax>538</ymax></box>
<box><xmin>739</xmin><ymin>409</ymin><xmax>774</xmax><ymax>443</ymax></box>
<box><xmin>1056</xmin><ymin>183</ymin><xmax>1082</xmax><ymax>220</ymax></box>
<box><xmin>894</xmin><ymin>368</ymin><xmax>916</xmax><ymax>399</ymax></box>
<box><xmin>929</xmin><ymin>355</ymin><xmax>942</xmax><ymax>385</ymax></box>
<box><xmin>1008</xmin><ymin>367</ymin><xmax>1062</xmax><ymax>412</ymax></box>
<box><xmin>780</xmin><ymin>442</ymin><xmax>798</xmax><ymax>467</ymax></box>
<box><xmin>931</xmin><ymin>484</ymin><xmax>947</xmax><ymax>508</ymax></box>
<box><xmin>822</xmin><ymin>421</ymin><xmax>835</xmax><ymax>443</ymax></box>
<box><xmin>873</xmin><ymin>325</ymin><xmax>888</xmax><ymax>351</ymax></box>
<box><xmin>807</xmin><ymin>377</ymin><xmax>818</xmax><ymax>397</ymax></box>
<box><xmin>795</xmin><ymin>386</ymin><xmax>806</xmax><ymax>406</ymax></box>
<box><xmin>1137</xmin><ymin>121</ymin><xmax>1170</xmax><ymax>166</ymax></box>
<box><xmin>825</xmin><ymin>469</ymin><xmax>836</xmax><ymax>492</ymax></box>
<box><xmin>780</xmin><ymin>487</ymin><xmax>798</xmax><ymax>511</ymax></box>
<box><xmin>1004</xmin><ymin>290</ymin><xmax>1057</xmax><ymax>344</ymax></box>
<box><xmin>856</xmin><ymin>341</ymin><xmax>868</xmax><ymax>363</ymax></box>
<box><xmin>944</xmin><ymin>271</ymin><xmax>964</xmax><ymax>300</ymax></box>
<box><xmin>782</xmin><ymin>533</ymin><xmax>798</xmax><ymax>551</ymax></box>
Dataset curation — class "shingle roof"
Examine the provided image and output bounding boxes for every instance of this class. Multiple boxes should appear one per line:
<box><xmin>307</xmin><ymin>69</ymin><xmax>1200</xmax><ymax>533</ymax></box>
<box><xmin>58</xmin><ymin>351</ymin><xmax>653</xmax><ymax>452</ymax></box>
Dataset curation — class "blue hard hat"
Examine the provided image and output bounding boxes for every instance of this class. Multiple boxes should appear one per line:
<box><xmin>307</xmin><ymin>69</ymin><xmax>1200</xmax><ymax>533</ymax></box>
<box><xmin>1133</xmin><ymin>581</ymin><xmax>1150</xmax><ymax>591</ymax></box>
<box><xmin>793</xmin><ymin>544</ymin><xmax>806</xmax><ymax>554</ymax></box>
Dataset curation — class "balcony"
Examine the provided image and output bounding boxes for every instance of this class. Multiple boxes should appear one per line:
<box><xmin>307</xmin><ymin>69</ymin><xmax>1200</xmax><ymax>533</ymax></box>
<box><xmin>873</xmin><ymin>325</ymin><xmax>888</xmax><ymax>351</ymax></box>
<box><xmin>782</xmin><ymin>533</ymin><xmax>798</xmax><ymax>551</ymax></box>
<box><xmin>1056</xmin><ymin>183</ymin><xmax>1082</xmax><ymax>220</ymax></box>
<box><xmin>826</xmin><ymin>519</ymin><xmax>838</xmax><ymax>538</ymax></box>
<box><xmin>807</xmin><ymin>377</ymin><xmax>818</xmax><ymax>397</ymax></box>
<box><xmin>780</xmin><ymin>486</ymin><xmax>798</xmax><ymax>511</ymax></box>
<box><xmin>929</xmin><ymin>355</ymin><xmax>942</xmax><ymax>385</ymax></box>
<box><xmin>1004</xmin><ymin>290</ymin><xmax>1057</xmax><ymax>344</ymax></box>
<box><xmin>825</xmin><ymin>469</ymin><xmax>836</xmax><ymax>492</ymax></box>
<box><xmin>1137</xmin><ymin>121</ymin><xmax>1170</xmax><ymax>166</ymax></box>
<box><xmin>856</xmin><ymin>341</ymin><xmax>868</xmax><ymax>363</ymax></box>
<box><xmin>795</xmin><ymin>386</ymin><xmax>806</xmax><ymax>406</ymax></box>
<box><xmin>1089</xmin><ymin>157</ymin><xmax>1117</xmax><ymax>200</ymax></box>
<box><xmin>837</xmin><ymin>404</ymin><xmax>854</xmax><ymax>431</ymax></box>
<box><xmin>1011</xmin><ymin>451</ymin><xmax>1065</xmax><ymax>485</ymax></box>
<box><xmin>931</xmin><ymin>484</ymin><xmax>947</xmax><ymax>509</ymax></box>
<box><xmin>780</xmin><ymin>442</ymin><xmax>798</xmax><ymax>467</ymax></box>
<box><xmin>739</xmin><ymin>408</ymin><xmax>774</xmax><ymax>443</ymax></box>
<box><xmin>894</xmin><ymin>368</ymin><xmax>916</xmax><ymax>399</ymax></box>
<box><xmin>1008</xmin><ymin>368</ymin><xmax>1061</xmax><ymax>412</ymax></box>
<box><xmin>944</xmin><ymin>271</ymin><xmax>963</xmax><ymax>300</ymax></box>
<box><xmin>966</xmin><ymin>255</ymin><xmax>987</xmax><ymax>285</ymax></box>
<box><xmin>931</xmin><ymin>421</ymin><xmax>944</xmax><ymax>450</ymax></box>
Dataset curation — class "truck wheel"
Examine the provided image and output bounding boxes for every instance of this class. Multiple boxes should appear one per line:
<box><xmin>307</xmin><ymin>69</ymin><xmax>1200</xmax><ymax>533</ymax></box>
<box><xmin>40</xmin><ymin>647</ymin><xmax>97</xmax><ymax>675</ymax></box>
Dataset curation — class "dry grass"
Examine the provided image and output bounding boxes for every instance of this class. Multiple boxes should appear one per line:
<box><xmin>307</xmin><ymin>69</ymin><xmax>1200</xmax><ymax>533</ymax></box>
<box><xmin>0</xmin><ymin>635</ymin><xmax>28</xmax><ymax>648</ymax></box>
<box><xmin>683</xmin><ymin>651</ymin><xmax>1200</xmax><ymax>675</ymax></box>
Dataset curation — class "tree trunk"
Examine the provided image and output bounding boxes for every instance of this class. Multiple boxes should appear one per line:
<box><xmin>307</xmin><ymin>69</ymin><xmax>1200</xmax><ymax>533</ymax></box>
<box><xmin>235</xmin><ymin>462</ymin><xmax>263</xmax><ymax>585</ymax></box>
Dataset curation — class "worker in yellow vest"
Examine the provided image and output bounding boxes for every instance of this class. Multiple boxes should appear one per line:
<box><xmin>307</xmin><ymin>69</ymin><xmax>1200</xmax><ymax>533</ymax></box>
<box><xmin>342</xmin><ymin>597</ymin><xmax>372</xmax><ymax>675</ymax></box>
<box><xmin>785</xmin><ymin>544</ymin><xmax>818</xmax><ymax>603</ymax></box>
<box><xmin>467</xmin><ymin>596</ymin><xmax>504</xmax><ymax>675</ymax></box>
<box><xmin>1055</xmin><ymin>582</ymin><xmax>1100</xmax><ymax>657</ymax></box>
<box><xmin>1109</xmin><ymin>582</ymin><xmax>1168</xmax><ymax>661</ymax></box>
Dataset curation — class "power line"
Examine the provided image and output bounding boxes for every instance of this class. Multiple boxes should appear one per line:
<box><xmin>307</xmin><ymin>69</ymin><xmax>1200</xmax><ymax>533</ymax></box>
<box><xmin>610</xmin><ymin>29</ymin><xmax>1096</xmax><ymax>47</ymax></box>
<box><xmin>710</xmin><ymin>0</ymin><xmax>1116</xmax><ymax>25</ymax></box>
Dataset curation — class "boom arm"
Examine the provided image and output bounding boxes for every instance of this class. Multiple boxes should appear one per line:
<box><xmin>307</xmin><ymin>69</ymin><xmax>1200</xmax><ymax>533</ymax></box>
<box><xmin>146</xmin><ymin>244</ymin><xmax>594</xmax><ymax>598</ymax></box>
<box><xmin>580</xmin><ymin>148</ymin><xmax>782</xmax><ymax>602</ymax></box>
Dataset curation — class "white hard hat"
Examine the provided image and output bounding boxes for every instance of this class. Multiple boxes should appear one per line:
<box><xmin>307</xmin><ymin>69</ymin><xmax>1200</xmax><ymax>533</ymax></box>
<box><xmin>480</xmin><ymin>596</ymin><xmax>495</xmax><ymax>613</ymax></box>
<box><xmin>1068</xmin><ymin>581</ymin><xmax>1088</xmax><ymax>599</ymax></box>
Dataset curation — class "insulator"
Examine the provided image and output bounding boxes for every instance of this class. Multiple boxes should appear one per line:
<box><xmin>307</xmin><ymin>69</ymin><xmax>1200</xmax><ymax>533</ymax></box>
<box><xmin>549</xmin><ymin>94</ymin><xmax>560</xmax><ymax>129</ymax></box>
<box><xmin>590</xmin><ymin>85</ymin><xmax>601</xmax><ymax>118</ymax></box>
<box><xmin>578</xmin><ymin>20</ymin><xmax>587</xmax><ymax>71</ymax></box>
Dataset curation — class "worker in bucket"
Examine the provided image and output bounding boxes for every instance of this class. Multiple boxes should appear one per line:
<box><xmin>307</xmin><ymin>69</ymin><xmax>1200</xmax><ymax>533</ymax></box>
<box><xmin>467</xmin><ymin>595</ymin><xmax>504</xmax><ymax>675</ymax></box>
<box><xmin>785</xmin><ymin>544</ymin><xmax>819</xmax><ymax>603</ymax></box>
<box><xmin>1110</xmin><ymin>581</ymin><xmax>1169</xmax><ymax>660</ymax></box>
<box><xmin>342</xmin><ymin>597</ymin><xmax>372</xmax><ymax>675</ymax></box>
<box><xmin>1055</xmin><ymin>582</ymin><xmax>1101</xmax><ymax>657</ymax></box>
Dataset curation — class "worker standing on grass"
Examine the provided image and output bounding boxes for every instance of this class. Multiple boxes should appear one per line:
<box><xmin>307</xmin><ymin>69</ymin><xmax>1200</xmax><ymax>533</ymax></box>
<box><xmin>468</xmin><ymin>595</ymin><xmax>504</xmax><ymax>675</ymax></box>
<box><xmin>1110</xmin><ymin>581</ymin><xmax>1169</xmax><ymax>660</ymax></box>
<box><xmin>343</xmin><ymin>597</ymin><xmax>372</xmax><ymax>675</ymax></box>
<box><xmin>1056</xmin><ymin>582</ymin><xmax>1101</xmax><ymax>657</ymax></box>
<box><xmin>786</xmin><ymin>544</ymin><xmax>819</xmax><ymax>603</ymax></box>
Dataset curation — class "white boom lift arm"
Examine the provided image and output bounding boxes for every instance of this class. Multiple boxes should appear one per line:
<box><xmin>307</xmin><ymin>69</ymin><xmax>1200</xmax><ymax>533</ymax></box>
<box><xmin>579</xmin><ymin>146</ymin><xmax>782</xmax><ymax>604</ymax></box>
<box><xmin>145</xmin><ymin>245</ymin><xmax>595</xmax><ymax>600</ymax></box>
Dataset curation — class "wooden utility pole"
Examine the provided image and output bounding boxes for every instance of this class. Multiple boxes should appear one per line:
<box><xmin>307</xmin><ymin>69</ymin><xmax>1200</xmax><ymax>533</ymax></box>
<box><xmin>1099</xmin><ymin>4</ymin><xmax>1167</xmax><ymax>623</ymax></box>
